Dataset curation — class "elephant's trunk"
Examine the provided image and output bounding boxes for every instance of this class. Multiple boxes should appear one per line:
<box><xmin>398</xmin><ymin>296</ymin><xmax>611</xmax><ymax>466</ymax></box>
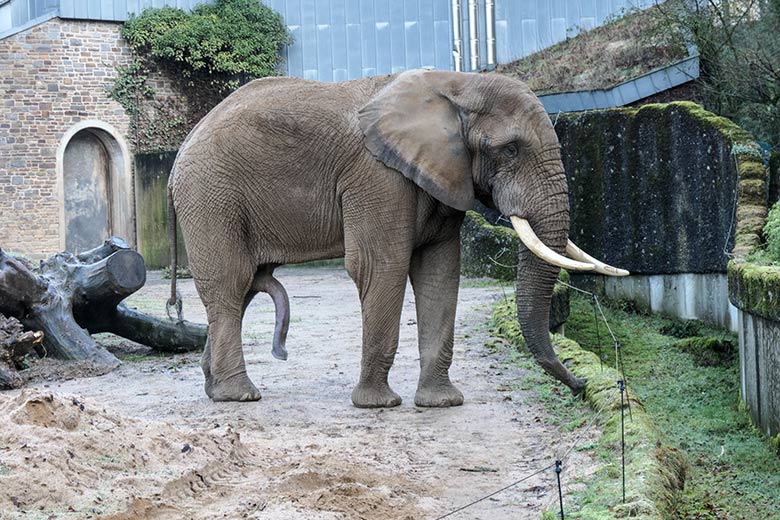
<box><xmin>511</xmin><ymin>175</ymin><xmax>587</xmax><ymax>394</ymax></box>
<box><xmin>515</xmin><ymin>246</ymin><xmax>586</xmax><ymax>394</ymax></box>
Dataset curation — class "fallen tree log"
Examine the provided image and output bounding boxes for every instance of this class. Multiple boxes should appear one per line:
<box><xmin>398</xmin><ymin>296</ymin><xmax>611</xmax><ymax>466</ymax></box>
<box><xmin>85</xmin><ymin>304</ymin><xmax>207</xmax><ymax>354</ymax></box>
<box><xmin>0</xmin><ymin>238</ymin><xmax>207</xmax><ymax>373</ymax></box>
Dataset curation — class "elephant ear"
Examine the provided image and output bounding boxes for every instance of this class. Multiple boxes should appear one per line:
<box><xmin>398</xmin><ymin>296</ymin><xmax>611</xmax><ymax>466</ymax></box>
<box><xmin>358</xmin><ymin>70</ymin><xmax>474</xmax><ymax>211</ymax></box>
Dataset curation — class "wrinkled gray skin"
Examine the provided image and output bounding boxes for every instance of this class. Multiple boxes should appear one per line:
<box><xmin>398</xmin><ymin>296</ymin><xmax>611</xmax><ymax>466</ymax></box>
<box><xmin>168</xmin><ymin>70</ymin><xmax>585</xmax><ymax>406</ymax></box>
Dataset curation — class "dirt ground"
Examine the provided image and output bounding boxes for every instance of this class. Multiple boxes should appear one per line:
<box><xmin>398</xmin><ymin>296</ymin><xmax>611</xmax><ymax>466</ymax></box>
<box><xmin>0</xmin><ymin>266</ymin><xmax>599</xmax><ymax>520</ymax></box>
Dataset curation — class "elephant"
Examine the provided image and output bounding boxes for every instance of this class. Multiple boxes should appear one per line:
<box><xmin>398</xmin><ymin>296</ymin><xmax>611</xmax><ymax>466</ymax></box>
<box><xmin>166</xmin><ymin>69</ymin><xmax>628</xmax><ymax>406</ymax></box>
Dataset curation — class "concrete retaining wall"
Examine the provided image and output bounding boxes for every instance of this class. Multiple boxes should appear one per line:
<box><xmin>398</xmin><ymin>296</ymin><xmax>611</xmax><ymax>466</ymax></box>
<box><xmin>605</xmin><ymin>274</ymin><xmax>738</xmax><ymax>331</ymax></box>
<box><xmin>738</xmin><ymin>309</ymin><xmax>780</xmax><ymax>438</ymax></box>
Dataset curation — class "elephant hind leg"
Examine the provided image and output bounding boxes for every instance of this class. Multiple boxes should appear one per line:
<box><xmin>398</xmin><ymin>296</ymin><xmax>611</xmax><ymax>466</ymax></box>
<box><xmin>250</xmin><ymin>269</ymin><xmax>290</xmax><ymax>361</ymax></box>
<box><xmin>196</xmin><ymin>263</ymin><xmax>262</xmax><ymax>402</ymax></box>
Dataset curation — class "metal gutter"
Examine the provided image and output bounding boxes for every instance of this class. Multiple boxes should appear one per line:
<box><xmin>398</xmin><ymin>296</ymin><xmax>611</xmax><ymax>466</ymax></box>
<box><xmin>451</xmin><ymin>0</ymin><xmax>464</xmax><ymax>72</ymax></box>
<box><xmin>484</xmin><ymin>0</ymin><xmax>496</xmax><ymax>69</ymax></box>
<box><xmin>467</xmin><ymin>0</ymin><xmax>479</xmax><ymax>71</ymax></box>
<box><xmin>539</xmin><ymin>55</ymin><xmax>700</xmax><ymax>113</ymax></box>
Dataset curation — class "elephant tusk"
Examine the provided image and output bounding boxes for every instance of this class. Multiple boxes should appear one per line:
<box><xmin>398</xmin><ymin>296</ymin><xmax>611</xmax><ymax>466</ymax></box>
<box><xmin>566</xmin><ymin>240</ymin><xmax>630</xmax><ymax>277</ymax></box>
<box><xmin>510</xmin><ymin>217</ymin><xmax>596</xmax><ymax>272</ymax></box>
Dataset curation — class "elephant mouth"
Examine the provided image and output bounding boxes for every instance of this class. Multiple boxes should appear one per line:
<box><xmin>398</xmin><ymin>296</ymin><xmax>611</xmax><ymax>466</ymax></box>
<box><xmin>509</xmin><ymin>216</ymin><xmax>629</xmax><ymax>277</ymax></box>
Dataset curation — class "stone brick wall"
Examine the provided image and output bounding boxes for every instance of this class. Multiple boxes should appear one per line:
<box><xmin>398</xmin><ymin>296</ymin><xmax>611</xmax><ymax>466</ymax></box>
<box><xmin>0</xmin><ymin>18</ymin><xmax>132</xmax><ymax>256</ymax></box>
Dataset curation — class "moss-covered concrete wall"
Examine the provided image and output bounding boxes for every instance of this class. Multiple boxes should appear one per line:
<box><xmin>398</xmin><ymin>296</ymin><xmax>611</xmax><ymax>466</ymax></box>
<box><xmin>461</xmin><ymin>211</ymin><xmax>518</xmax><ymax>281</ymax></box>
<box><xmin>134</xmin><ymin>151</ymin><xmax>188</xmax><ymax>269</ymax></box>
<box><xmin>557</xmin><ymin>102</ymin><xmax>740</xmax><ymax>274</ymax></box>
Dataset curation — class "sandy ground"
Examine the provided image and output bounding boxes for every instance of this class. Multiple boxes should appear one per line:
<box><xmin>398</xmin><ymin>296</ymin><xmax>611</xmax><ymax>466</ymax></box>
<box><xmin>0</xmin><ymin>266</ymin><xmax>598</xmax><ymax>520</ymax></box>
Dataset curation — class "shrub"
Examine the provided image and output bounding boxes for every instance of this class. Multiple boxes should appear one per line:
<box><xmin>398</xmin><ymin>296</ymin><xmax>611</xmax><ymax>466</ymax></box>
<box><xmin>764</xmin><ymin>201</ymin><xmax>780</xmax><ymax>262</ymax></box>
<box><xmin>111</xmin><ymin>0</ymin><xmax>290</xmax><ymax>151</ymax></box>
<box><xmin>659</xmin><ymin>318</ymin><xmax>704</xmax><ymax>338</ymax></box>
<box><xmin>671</xmin><ymin>336</ymin><xmax>736</xmax><ymax>367</ymax></box>
<box><xmin>122</xmin><ymin>0</ymin><xmax>290</xmax><ymax>94</ymax></box>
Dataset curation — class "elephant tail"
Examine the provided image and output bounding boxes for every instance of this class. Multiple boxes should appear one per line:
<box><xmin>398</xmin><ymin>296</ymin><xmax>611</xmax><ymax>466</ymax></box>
<box><xmin>166</xmin><ymin>183</ymin><xmax>183</xmax><ymax>322</ymax></box>
<box><xmin>253</xmin><ymin>272</ymin><xmax>290</xmax><ymax>361</ymax></box>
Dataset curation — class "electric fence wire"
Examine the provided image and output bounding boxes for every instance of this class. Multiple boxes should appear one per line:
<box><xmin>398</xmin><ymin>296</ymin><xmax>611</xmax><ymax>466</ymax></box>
<box><xmin>435</xmin><ymin>274</ymin><xmax>625</xmax><ymax>520</ymax></box>
<box><xmin>557</xmin><ymin>279</ymin><xmax>634</xmax><ymax>501</ymax></box>
<box><xmin>432</xmin><ymin>462</ymin><xmax>556</xmax><ymax>520</ymax></box>
<box><xmin>557</xmin><ymin>280</ymin><xmax>634</xmax><ymax>419</ymax></box>
<box><xmin>722</xmin><ymin>151</ymin><xmax>742</xmax><ymax>259</ymax></box>
<box><xmin>431</xmin><ymin>374</ymin><xmax>616</xmax><ymax>520</ymax></box>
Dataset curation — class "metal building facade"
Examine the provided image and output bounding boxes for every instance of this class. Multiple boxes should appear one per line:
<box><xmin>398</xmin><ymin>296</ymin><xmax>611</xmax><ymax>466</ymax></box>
<box><xmin>266</xmin><ymin>0</ymin><xmax>454</xmax><ymax>81</ymax></box>
<box><xmin>2</xmin><ymin>0</ymin><xmax>656</xmax><ymax>79</ymax></box>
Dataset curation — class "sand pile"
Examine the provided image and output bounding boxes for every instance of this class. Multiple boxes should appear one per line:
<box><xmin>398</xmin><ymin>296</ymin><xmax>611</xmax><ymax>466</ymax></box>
<box><xmin>0</xmin><ymin>391</ymin><xmax>423</xmax><ymax>519</ymax></box>
<box><xmin>0</xmin><ymin>391</ymin><xmax>250</xmax><ymax>518</ymax></box>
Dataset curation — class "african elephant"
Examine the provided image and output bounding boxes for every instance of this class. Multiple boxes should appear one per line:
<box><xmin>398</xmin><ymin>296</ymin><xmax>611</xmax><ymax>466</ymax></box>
<box><xmin>167</xmin><ymin>69</ymin><xmax>627</xmax><ymax>406</ymax></box>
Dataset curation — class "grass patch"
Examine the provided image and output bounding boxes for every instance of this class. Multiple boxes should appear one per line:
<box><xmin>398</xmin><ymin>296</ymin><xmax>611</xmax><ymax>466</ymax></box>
<box><xmin>497</xmin><ymin>7</ymin><xmax>687</xmax><ymax>94</ymax></box>
<box><xmin>565</xmin><ymin>295</ymin><xmax>780</xmax><ymax>519</ymax></box>
<box><xmin>460</xmin><ymin>277</ymin><xmax>510</xmax><ymax>289</ymax></box>
<box><xmin>161</xmin><ymin>265</ymin><xmax>193</xmax><ymax>279</ymax></box>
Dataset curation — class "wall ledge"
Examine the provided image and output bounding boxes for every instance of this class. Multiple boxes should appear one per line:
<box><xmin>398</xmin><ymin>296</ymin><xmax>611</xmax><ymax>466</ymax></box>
<box><xmin>539</xmin><ymin>56</ymin><xmax>700</xmax><ymax>113</ymax></box>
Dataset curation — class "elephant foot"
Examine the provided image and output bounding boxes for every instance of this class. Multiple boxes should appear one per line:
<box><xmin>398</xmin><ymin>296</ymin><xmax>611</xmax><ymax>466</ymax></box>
<box><xmin>351</xmin><ymin>382</ymin><xmax>402</xmax><ymax>408</ymax></box>
<box><xmin>414</xmin><ymin>381</ymin><xmax>464</xmax><ymax>408</ymax></box>
<box><xmin>207</xmin><ymin>373</ymin><xmax>262</xmax><ymax>402</ymax></box>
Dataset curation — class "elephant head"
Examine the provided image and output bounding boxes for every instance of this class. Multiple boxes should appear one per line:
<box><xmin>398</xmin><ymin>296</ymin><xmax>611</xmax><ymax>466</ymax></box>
<box><xmin>359</xmin><ymin>70</ymin><xmax>627</xmax><ymax>395</ymax></box>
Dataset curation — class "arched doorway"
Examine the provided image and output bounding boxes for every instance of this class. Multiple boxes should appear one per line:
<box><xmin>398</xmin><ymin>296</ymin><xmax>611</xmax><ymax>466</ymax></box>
<box><xmin>63</xmin><ymin>129</ymin><xmax>112</xmax><ymax>252</ymax></box>
<box><xmin>57</xmin><ymin>121</ymin><xmax>134</xmax><ymax>253</ymax></box>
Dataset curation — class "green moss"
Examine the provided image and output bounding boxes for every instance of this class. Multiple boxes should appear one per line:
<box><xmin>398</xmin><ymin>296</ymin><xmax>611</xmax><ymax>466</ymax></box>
<box><xmin>739</xmin><ymin>178</ymin><xmax>767</xmax><ymax>205</ymax></box>
<box><xmin>491</xmin><ymin>297</ymin><xmax>687</xmax><ymax>519</ymax></box>
<box><xmin>666</xmin><ymin>101</ymin><xmax>755</xmax><ymax>145</ymax></box>
<box><xmin>728</xmin><ymin>260</ymin><xmax>780</xmax><ymax>320</ymax></box>
<box><xmin>670</xmin><ymin>336</ymin><xmax>736</xmax><ymax>367</ymax></box>
<box><xmin>739</xmin><ymin>161</ymin><xmax>768</xmax><ymax>180</ymax></box>
<box><xmin>566</xmin><ymin>295</ymin><xmax>780</xmax><ymax>518</ymax></box>
<box><xmin>134</xmin><ymin>152</ymin><xmax>188</xmax><ymax>269</ymax></box>
<box><xmin>585</xmin><ymin>102</ymin><xmax>755</xmax><ymax>148</ymax></box>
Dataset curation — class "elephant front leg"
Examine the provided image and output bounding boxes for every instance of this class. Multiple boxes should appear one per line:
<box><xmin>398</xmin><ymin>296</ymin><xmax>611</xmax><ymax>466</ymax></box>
<box><xmin>347</xmin><ymin>260</ymin><xmax>409</xmax><ymax>408</ymax></box>
<box><xmin>409</xmin><ymin>235</ymin><xmax>464</xmax><ymax>407</ymax></box>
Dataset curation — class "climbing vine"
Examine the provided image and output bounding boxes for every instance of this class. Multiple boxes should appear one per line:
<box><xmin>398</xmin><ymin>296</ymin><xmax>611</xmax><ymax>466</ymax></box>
<box><xmin>110</xmin><ymin>0</ymin><xmax>290</xmax><ymax>152</ymax></box>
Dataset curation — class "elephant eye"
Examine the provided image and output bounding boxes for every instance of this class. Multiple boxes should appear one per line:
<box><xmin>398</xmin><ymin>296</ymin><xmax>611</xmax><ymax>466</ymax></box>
<box><xmin>501</xmin><ymin>143</ymin><xmax>518</xmax><ymax>158</ymax></box>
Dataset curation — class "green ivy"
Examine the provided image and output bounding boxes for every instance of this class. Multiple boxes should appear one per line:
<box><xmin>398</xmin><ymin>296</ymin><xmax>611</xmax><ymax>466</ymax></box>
<box><xmin>111</xmin><ymin>59</ymin><xmax>155</xmax><ymax>117</ymax></box>
<box><xmin>110</xmin><ymin>0</ymin><xmax>290</xmax><ymax>152</ymax></box>
<box><xmin>121</xmin><ymin>0</ymin><xmax>290</xmax><ymax>94</ymax></box>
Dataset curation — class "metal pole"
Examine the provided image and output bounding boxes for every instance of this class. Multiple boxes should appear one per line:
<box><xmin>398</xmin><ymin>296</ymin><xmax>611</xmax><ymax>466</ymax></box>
<box><xmin>467</xmin><ymin>0</ymin><xmax>479</xmax><ymax>71</ymax></box>
<box><xmin>451</xmin><ymin>0</ymin><xmax>464</xmax><ymax>72</ymax></box>
<box><xmin>485</xmin><ymin>0</ymin><xmax>496</xmax><ymax>68</ymax></box>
